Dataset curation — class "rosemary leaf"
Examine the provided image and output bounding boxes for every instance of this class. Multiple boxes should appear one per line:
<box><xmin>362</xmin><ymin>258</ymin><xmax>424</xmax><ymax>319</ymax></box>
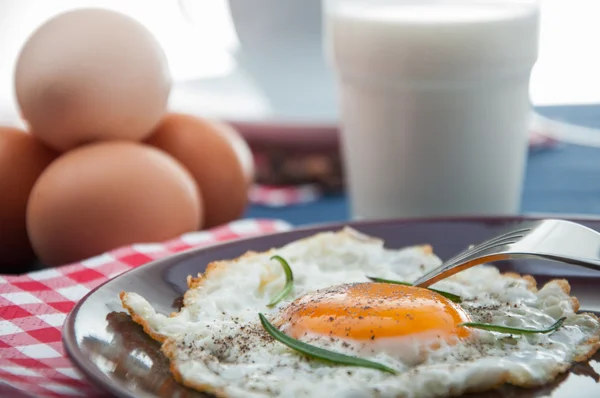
<box><xmin>267</xmin><ymin>255</ymin><xmax>294</xmax><ymax>307</ymax></box>
<box><xmin>258</xmin><ymin>313</ymin><xmax>397</xmax><ymax>374</ymax></box>
<box><xmin>459</xmin><ymin>317</ymin><xmax>566</xmax><ymax>335</ymax></box>
<box><xmin>366</xmin><ymin>276</ymin><xmax>462</xmax><ymax>303</ymax></box>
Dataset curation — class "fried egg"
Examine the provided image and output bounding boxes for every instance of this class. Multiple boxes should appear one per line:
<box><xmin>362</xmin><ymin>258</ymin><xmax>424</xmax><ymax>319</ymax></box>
<box><xmin>120</xmin><ymin>228</ymin><xmax>600</xmax><ymax>398</ymax></box>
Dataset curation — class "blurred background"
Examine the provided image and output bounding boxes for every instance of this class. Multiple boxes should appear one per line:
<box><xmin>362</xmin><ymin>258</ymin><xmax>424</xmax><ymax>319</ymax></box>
<box><xmin>0</xmin><ymin>0</ymin><xmax>599</xmax><ymax>122</ymax></box>
<box><xmin>1</xmin><ymin>0</ymin><xmax>599</xmax><ymax>228</ymax></box>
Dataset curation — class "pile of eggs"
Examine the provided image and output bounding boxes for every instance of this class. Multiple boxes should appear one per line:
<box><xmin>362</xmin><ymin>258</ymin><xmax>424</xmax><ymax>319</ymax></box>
<box><xmin>1</xmin><ymin>8</ymin><xmax>253</xmax><ymax>271</ymax></box>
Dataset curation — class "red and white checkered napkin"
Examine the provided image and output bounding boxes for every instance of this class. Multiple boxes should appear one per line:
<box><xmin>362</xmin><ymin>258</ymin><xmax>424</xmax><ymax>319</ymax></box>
<box><xmin>0</xmin><ymin>219</ymin><xmax>292</xmax><ymax>398</ymax></box>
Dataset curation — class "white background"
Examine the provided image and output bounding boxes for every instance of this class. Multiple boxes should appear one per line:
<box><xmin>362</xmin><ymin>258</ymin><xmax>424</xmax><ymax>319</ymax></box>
<box><xmin>0</xmin><ymin>0</ymin><xmax>598</xmax><ymax>121</ymax></box>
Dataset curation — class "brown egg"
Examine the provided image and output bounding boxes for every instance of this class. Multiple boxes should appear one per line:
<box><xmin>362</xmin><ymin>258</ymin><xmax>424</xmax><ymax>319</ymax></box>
<box><xmin>27</xmin><ymin>142</ymin><xmax>202</xmax><ymax>266</ymax></box>
<box><xmin>0</xmin><ymin>127</ymin><xmax>58</xmax><ymax>273</ymax></box>
<box><xmin>146</xmin><ymin>113</ymin><xmax>254</xmax><ymax>228</ymax></box>
<box><xmin>15</xmin><ymin>8</ymin><xmax>171</xmax><ymax>151</ymax></box>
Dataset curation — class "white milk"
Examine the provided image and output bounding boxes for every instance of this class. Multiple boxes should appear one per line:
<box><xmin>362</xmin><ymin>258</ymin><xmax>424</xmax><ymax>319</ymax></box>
<box><xmin>325</xmin><ymin>0</ymin><xmax>540</xmax><ymax>219</ymax></box>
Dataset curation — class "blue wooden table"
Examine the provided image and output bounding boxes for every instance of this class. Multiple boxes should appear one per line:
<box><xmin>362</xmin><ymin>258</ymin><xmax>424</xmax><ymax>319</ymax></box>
<box><xmin>245</xmin><ymin>104</ymin><xmax>600</xmax><ymax>225</ymax></box>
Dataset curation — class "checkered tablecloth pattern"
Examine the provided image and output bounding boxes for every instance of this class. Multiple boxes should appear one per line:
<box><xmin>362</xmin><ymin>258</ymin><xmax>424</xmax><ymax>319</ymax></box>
<box><xmin>249</xmin><ymin>184</ymin><xmax>323</xmax><ymax>207</ymax></box>
<box><xmin>0</xmin><ymin>219</ymin><xmax>292</xmax><ymax>398</ymax></box>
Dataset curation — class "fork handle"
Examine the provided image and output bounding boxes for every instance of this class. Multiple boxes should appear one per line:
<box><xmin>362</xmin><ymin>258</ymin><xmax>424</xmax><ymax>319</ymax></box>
<box><xmin>529</xmin><ymin>253</ymin><xmax>600</xmax><ymax>272</ymax></box>
<box><xmin>414</xmin><ymin>253</ymin><xmax>600</xmax><ymax>288</ymax></box>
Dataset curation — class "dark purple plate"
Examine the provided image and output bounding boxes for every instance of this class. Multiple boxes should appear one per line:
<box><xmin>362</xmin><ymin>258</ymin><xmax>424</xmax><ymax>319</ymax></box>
<box><xmin>63</xmin><ymin>216</ymin><xmax>600</xmax><ymax>398</ymax></box>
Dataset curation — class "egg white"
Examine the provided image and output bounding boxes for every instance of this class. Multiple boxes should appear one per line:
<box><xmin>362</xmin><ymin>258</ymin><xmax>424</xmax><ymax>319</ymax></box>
<box><xmin>121</xmin><ymin>228</ymin><xmax>600</xmax><ymax>398</ymax></box>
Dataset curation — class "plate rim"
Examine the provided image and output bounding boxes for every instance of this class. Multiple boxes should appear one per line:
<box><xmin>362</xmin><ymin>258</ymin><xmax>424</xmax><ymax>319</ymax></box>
<box><xmin>62</xmin><ymin>214</ymin><xmax>600</xmax><ymax>397</ymax></box>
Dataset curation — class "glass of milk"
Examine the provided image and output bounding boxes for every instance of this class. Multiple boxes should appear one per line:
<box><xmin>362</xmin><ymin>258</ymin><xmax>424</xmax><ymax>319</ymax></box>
<box><xmin>324</xmin><ymin>0</ymin><xmax>540</xmax><ymax>219</ymax></box>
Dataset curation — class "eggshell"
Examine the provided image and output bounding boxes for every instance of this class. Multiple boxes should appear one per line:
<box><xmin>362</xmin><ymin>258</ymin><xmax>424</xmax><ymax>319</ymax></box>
<box><xmin>15</xmin><ymin>8</ymin><xmax>171</xmax><ymax>151</ymax></box>
<box><xmin>146</xmin><ymin>113</ymin><xmax>254</xmax><ymax>228</ymax></box>
<box><xmin>27</xmin><ymin>142</ymin><xmax>202</xmax><ymax>266</ymax></box>
<box><xmin>0</xmin><ymin>127</ymin><xmax>58</xmax><ymax>273</ymax></box>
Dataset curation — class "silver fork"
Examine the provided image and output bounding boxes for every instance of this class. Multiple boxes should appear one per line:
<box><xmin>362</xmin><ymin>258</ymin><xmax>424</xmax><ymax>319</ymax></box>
<box><xmin>412</xmin><ymin>219</ymin><xmax>600</xmax><ymax>288</ymax></box>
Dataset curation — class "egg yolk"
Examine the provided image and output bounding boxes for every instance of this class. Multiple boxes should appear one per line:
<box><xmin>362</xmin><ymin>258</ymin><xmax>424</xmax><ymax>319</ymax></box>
<box><xmin>280</xmin><ymin>283</ymin><xmax>471</xmax><ymax>343</ymax></box>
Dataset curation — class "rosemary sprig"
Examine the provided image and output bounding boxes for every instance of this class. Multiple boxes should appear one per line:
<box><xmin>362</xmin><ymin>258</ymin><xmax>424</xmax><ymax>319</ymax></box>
<box><xmin>258</xmin><ymin>313</ymin><xmax>397</xmax><ymax>374</ymax></box>
<box><xmin>267</xmin><ymin>255</ymin><xmax>294</xmax><ymax>307</ymax></box>
<box><xmin>366</xmin><ymin>276</ymin><xmax>462</xmax><ymax>303</ymax></box>
<box><xmin>460</xmin><ymin>317</ymin><xmax>566</xmax><ymax>335</ymax></box>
